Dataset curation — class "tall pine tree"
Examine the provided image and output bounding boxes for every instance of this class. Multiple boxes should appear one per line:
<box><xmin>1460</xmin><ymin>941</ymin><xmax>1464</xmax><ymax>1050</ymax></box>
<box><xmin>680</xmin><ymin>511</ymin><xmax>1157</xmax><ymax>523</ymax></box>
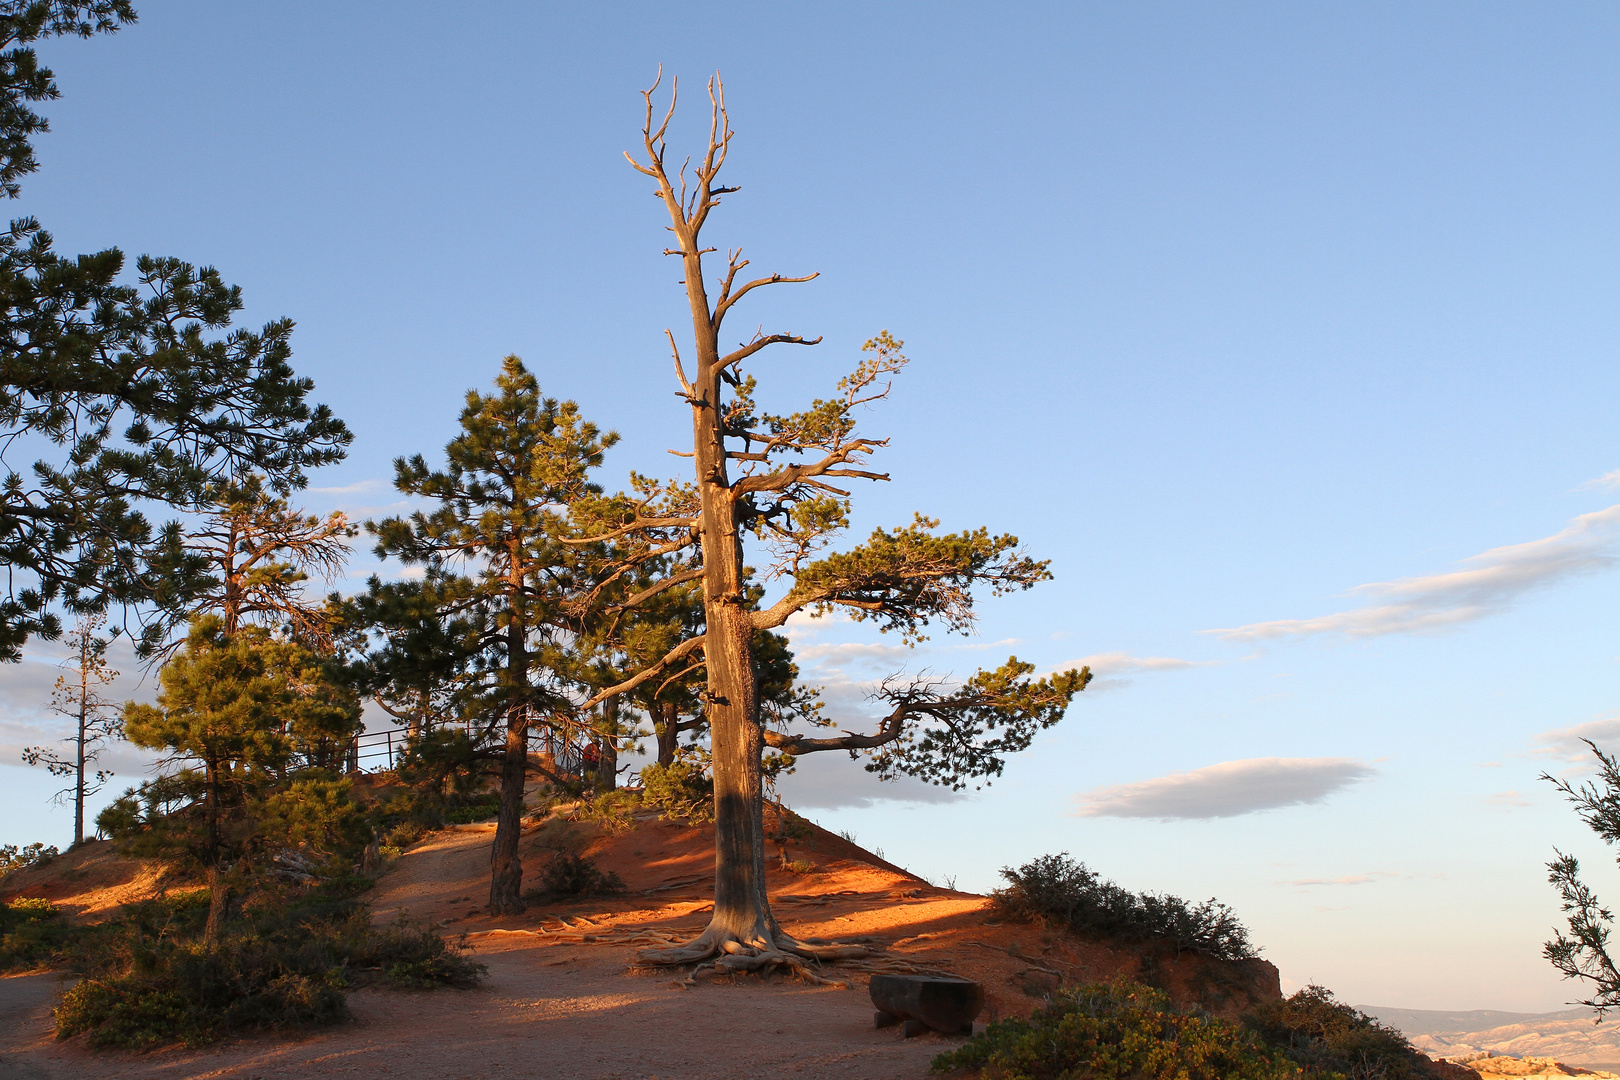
<box><xmin>368</xmin><ymin>356</ymin><xmax>615</xmax><ymax>914</ymax></box>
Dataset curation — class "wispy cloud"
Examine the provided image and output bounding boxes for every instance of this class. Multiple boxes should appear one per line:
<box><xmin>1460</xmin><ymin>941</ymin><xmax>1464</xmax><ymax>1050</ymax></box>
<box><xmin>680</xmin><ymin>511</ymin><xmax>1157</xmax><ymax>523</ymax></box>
<box><xmin>1485</xmin><ymin>790</ymin><xmax>1530</xmax><ymax>808</ymax></box>
<box><xmin>1532</xmin><ymin>716</ymin><xmax>1620</xmax><ymax>763</ymax></box>
<box><xmin>1055</xmin><ymin>651</ymin><xmax>1207</xmax><ymax>691</ymax></box>
<box><xmin>792</xmin><ymin>641</ymin><xmax>914</xmax><ymax>666</ymax></box>
<box><xmin>1208</xmin><ymin>505</ymin><xmax>1620</xmax><ymax>643</ymax></box>
<box><xmin>308</xmin><ymin>478</ymin><xmax>385</xmax><ymax>496</ymax></box>
<box><xmin>957</xmin><ymin>637</ymin><xmax>1022</xmax><ymax>651</ymax></box>
<box><xmin>1072</xmin><ymin>757</ymin><xmax>1377</xmax><ymax>820</ymax></box>
<box><xmin>1289</xmin><ymin>872</ymin><xmax>1396</xmax><ymax>887</ymax></box>
<box><xmin>1581</xmin><ymin>469</ymin><xmax>1620</xmax><ymax>491</ymax></box>
<box><xmin>775</xmin><ymin>745</ymin><xmax>965</xmax><ymax>809</ymax></box>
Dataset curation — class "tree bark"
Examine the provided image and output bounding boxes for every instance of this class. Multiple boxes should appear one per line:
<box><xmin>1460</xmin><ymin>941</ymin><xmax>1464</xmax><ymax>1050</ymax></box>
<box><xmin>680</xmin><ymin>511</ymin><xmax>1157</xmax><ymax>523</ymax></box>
<box><xmin>73</xmin><ymin>700</ymin><xmax>86</xmax><ymax>848</ymax></box>
<box><xmin>488</xmin><ymin>616</ymin><xmax>529</xmax><ymax>914</ymax></box>
<box><xmin>654</xmin><ymin>700</ymin><xmax>679</xmax><ymax>767</ymax></box>
<box><xmin>203</xmin><ymin>756</ymin><xmax>226</xmax><ymax>947</ymax></box>
<box><xmin>595</xmin><ymin>694</ymin><xmax>619</xmax><ymax>791</ymax></box>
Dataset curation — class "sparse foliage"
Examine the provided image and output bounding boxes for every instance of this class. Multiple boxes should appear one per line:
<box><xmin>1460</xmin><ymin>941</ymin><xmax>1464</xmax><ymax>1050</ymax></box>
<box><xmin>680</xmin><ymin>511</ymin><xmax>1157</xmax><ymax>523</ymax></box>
<box><xmin>0</xmin><ymin>840</ymin><xmax>55</xmax><ymax>878</ymax></box>
<box><xmin>174</xmin><ymin>476</ymin><xmax>353</xmax><ymax>648</ymax></box>
<box><xmin>22</xmin><ymin>610</ymin><xmax>121</xmax><ymax>844</ymax></box>
<box><xmin>1542</xmin><ymin>739</ymin><xmax>1620</xmax><ymax>1015</ymax></box>
<box><xmin>585</xmin><ymin>70</ymin><xmax>1087</xmax><ymax>968</ymax></box>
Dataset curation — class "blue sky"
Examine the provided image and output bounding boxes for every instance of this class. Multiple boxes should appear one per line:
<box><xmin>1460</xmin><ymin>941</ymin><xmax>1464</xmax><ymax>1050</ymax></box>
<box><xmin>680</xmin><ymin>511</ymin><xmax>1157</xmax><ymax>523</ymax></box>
<box><xmin>3</xmin><ymin>1</ymin><xmax>1620</xmax><ymax>1012</ymax></box>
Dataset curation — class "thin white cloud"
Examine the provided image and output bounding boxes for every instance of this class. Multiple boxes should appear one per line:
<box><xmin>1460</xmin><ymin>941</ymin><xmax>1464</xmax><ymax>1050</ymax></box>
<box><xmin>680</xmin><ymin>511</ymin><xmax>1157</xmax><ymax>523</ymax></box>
<box><xmin>1072</xmin><ymin>757</ymin><xmax>1377</xmax><ymax>820</ymax></box>
<box><xmin>1485</xmin><ymin>790</ymin><xmax>1530</xmax><ymax>808</ymax></box>
<box><xmin>308</xmin><ymin>478</ymin><xmax>385</xmax><ymax>496</ymax></box>
<box><xmin>775</xmin><ymin>746</ymin><xmax>965</xmax><ymax>809</ymax></box>
<box><xmin>1209</xmin><ymin>504</ymin><xmax>1620</xmax><ymax>643</ymax></box>
<box><xmin>1532</xmin><ymin>715</ymin><xmax>1620</xmax><ymax>763</ymax></box>
<box><xmin>1580</xmin><ymin>469</ymin><xmax>1620</xmax><ymax>491</ymax></box>
<box><xmin>957</xmin><ymin>637</ymin><xmax>1022</xmax><ymax>651</ymax></box>
<box><xmin>792</xmin><ymin>641</ymin><xmax>913</xmax><ymax>665</ymax></box>
<box><xmin>1054</xmin><ymin>651</ymin><xmax>1207</xmax><ymax>691</ymax></box>
<box><xmin>1289</xmin><ymin>872</ymin><xmax>1396</xmax><ymax>887</ymax></box>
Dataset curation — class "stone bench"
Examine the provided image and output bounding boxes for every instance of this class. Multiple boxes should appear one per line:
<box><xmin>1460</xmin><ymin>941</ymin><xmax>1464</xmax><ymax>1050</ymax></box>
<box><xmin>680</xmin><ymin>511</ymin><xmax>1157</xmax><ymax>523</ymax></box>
<box><xmin>870</xmin><ymin>974</ymin><xmax>984</xmax><ymax>1037</ymax></box>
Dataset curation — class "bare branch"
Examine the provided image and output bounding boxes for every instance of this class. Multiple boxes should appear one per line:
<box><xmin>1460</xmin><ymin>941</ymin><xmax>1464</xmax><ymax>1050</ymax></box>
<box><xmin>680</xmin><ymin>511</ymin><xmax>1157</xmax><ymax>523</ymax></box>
<box><xmin>583</xmin><ymin>633</ymin><xmax>706</xmax><ymax>708</ymax></box>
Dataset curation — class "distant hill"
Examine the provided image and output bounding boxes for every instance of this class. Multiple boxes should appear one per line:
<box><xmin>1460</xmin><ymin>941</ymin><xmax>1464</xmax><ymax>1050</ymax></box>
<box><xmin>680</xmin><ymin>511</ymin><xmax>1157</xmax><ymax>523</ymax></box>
<box><xmin>1361</xmin><ymin>1008</ymin><xmax>1598</xmax><ymax>1039</ymax></box>
<box><xmin>1359</xmin><ymin>1005</ymin><xmax>1619</xmax><ymax>1067</ymax></box>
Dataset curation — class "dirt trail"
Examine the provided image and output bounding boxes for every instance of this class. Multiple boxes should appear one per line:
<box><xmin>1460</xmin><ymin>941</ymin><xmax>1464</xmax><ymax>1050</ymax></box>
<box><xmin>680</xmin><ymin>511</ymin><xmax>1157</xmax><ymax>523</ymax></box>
<box><xmin>0</xmin><ymin>812</ymin><xmax>1280</xmax><ymax>1079</ymax></box>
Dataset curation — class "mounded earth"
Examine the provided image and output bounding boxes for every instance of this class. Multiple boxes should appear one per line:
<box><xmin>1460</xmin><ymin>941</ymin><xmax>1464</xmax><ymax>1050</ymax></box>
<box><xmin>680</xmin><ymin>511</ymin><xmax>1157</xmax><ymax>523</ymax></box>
<box><xmin>0</xmin><ymin>805</ymin><xmax>1284</xmax><ymax>1079</ymax></box>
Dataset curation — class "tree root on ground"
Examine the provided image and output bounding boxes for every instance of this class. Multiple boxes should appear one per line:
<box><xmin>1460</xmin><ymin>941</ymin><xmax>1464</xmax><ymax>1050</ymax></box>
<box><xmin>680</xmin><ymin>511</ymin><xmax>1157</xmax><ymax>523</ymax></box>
<box><xmin>507</xmin><ymin>911</ymin><xmax>968</xmax><ymax>989</ymax></box>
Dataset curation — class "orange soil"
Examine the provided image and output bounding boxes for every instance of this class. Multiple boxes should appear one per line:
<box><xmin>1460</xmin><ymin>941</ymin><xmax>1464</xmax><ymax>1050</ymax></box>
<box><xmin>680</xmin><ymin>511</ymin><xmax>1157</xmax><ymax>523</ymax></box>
<box><xmin>0</xmin><ymin>839</ymin><xmax>175</xmax><ymax>920</ymax></box>
<box><xmin>0</xmin><ymin>806</ymin><xmax>1281</xmax><ymax>1079</ymax></box>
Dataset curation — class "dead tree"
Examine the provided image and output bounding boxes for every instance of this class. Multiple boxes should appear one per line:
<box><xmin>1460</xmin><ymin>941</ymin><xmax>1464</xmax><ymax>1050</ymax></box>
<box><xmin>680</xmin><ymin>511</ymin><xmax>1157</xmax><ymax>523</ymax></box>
<box><xmin>22</xmin><ymin>611</ymin><xmax>122</xmax><ymax>847</ymax></box>
<box><xmin>570</xmin><ymin>72</ymin><xmax>1089</xmax><ymax>974</ymax></box>
<box><xmin>179</xmin><ymin>475</ymin><xmax>354</xmax><ymax>647</ymax></box>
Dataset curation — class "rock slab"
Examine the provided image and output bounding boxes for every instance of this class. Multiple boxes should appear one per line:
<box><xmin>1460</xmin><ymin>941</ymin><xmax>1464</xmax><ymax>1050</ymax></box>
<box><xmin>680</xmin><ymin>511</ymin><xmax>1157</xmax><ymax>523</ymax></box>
<box><xmin>869</xmin><ymin>974</ymin><xmax>984</xmax><ymax>1035</ymax></box>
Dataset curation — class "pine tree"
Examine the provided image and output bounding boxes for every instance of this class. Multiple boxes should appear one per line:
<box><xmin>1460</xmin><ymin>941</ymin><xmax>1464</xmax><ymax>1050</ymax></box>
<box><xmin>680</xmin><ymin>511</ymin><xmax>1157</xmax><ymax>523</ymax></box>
<box><xmin>0</xmin><ymin>3</ymin><xmax>351</xmax><ymax>660</ymax></box>
<box><xmin>367</xmin><ymin>356</ymin><xmax>616</xmax><ymax>914</ymax></box>
<box><xmin>22</xmin><ymin>610</ymin><xmax>121</xmax><ymax>846</ymax></box>
<box><xmin>114</xmin><ymin>617</ymin><xmax>361</xmax><ymax>945</ymax></box>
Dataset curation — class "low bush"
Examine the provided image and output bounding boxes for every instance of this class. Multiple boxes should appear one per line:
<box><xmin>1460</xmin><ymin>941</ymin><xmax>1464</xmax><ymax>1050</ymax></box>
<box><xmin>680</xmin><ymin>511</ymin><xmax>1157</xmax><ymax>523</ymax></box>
<box><xmin>1245</xmin><ymin>984</ymin><xmax>1428</xmax><ymax>1080</ymax></box>
<box><xmin>991</xmin><ymin>853</ymin><xmax>1257</xmax><ymax>960</ymax></box>
<box><xmin>48</xmin><ymin>880</ymin><xmax>483</xmax><ymax>1049</ymax></box>
<box><xmin>930</xmin><ymin>979</ymin><xmax>1301</xmax><ymax>1080</ymax></box>
<box><xmin>529</xmin><ymin>853</ymin><xmax>625</xmax><ymax>900</ymax></box>
<box><xmin>443</xmin><ymin>794</ymin><xmax>501</xmax><ymax>825</ymax></box>
<box><xmin>0</xmin><ymin>896</ymin><xmax>83</xmax><ymax>972</ymax></box>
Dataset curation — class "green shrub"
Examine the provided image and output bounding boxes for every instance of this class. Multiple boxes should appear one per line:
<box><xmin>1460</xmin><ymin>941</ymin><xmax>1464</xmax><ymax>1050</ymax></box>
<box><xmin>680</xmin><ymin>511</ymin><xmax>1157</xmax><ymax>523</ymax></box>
<box><xmin>640</xmin><ymin>757</ymin><xmax>713</xmax><ymax>823</ymax></box>
<box><xmin>48</xmin><ymin>880</ymin><xmax>483</xmax><ymax>1049</ymax></box>
<box><xmin>0</xmin><ymin>895</ymin><xmax>83</xmax><ymax>972</ymax></box>
<box><xmin>528</xmin><ymin>853</ymin><xmax>625</xmax><ymax>900</ymax></box>
<box><xmin>992</xmin><ymin>853</ymin><xmax>1257</xmax><ymax>960</ymax></box>
<box><xmin>1244</xmin><ymin>985</ymin><xmax>1426</xmax><ymax>1080</ymax></box>
<box><xmin>931</xmin><ymin>980</ymin><xmax>1303</xmax><ymax>1080</ymax></box>
<box><xmin>443</xmin><ymin>794</ymin><xmax>501</xmax><ymax>825</ymax></box>
<box><xmin>7</xmin><ymin>897</ymin><xmax>56</xmax><ymax>919</ymax></box>
<box><xmin>557</xmin><ymin>788</ymin><xmax>639</xmax><ymax>832</ymax></box>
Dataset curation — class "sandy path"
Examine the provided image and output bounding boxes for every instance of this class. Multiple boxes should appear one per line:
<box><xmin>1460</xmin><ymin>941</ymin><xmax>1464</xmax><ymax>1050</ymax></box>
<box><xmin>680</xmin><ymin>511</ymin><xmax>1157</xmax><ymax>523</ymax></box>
<box><xmin>1</xmin><ymin>944</ymin><xmax>951</xmax><ymax>1079</ymax></box>
<box><xmin>0</xmin><ymin>824</ymin><xmax>957</xmax><ymax>1080</ymax></box>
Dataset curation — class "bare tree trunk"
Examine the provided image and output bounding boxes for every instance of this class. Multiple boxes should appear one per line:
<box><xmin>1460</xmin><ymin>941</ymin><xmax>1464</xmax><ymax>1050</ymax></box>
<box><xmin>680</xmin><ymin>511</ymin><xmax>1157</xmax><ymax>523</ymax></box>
<box><xmin>595</xmin><ymin>695</ymin><xmax>619</xmax><ymax>791</ymax></box>
<box><xmin>203</xmin><ymin>758</ymin><xmax>226</xmax><ymax>947</ymax></box>
<box><xmin>73</xmin><ymin>701</ymin><xmax>86</xmax><ymax>848</ymax></box>
<box><xmin>643</xmin><ymin>202</ymin><xmax>781</xmax><ymax>959</ymax></box>
<box><xmin>655</xmin><ymin>701</ymin><xmax>679</xmax><ymax>767</ymax></box>
<box><xmin>631</xmin><ymin>78</ymin><xmax>866</xmax><ymax>972</ymax></box>
<box><xmin>488</xmin><ymin>615</ymin><xmax>529</xmax><ymax>915</ymax></box>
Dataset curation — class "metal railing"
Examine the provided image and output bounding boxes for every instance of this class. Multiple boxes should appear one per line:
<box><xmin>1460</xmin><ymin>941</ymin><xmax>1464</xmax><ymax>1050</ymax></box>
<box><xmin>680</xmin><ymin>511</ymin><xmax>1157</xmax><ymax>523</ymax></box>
<box><xmin>342</xmin><ymin>721</ymin><xmax>592</xmax><ymax>776</ymax></box>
